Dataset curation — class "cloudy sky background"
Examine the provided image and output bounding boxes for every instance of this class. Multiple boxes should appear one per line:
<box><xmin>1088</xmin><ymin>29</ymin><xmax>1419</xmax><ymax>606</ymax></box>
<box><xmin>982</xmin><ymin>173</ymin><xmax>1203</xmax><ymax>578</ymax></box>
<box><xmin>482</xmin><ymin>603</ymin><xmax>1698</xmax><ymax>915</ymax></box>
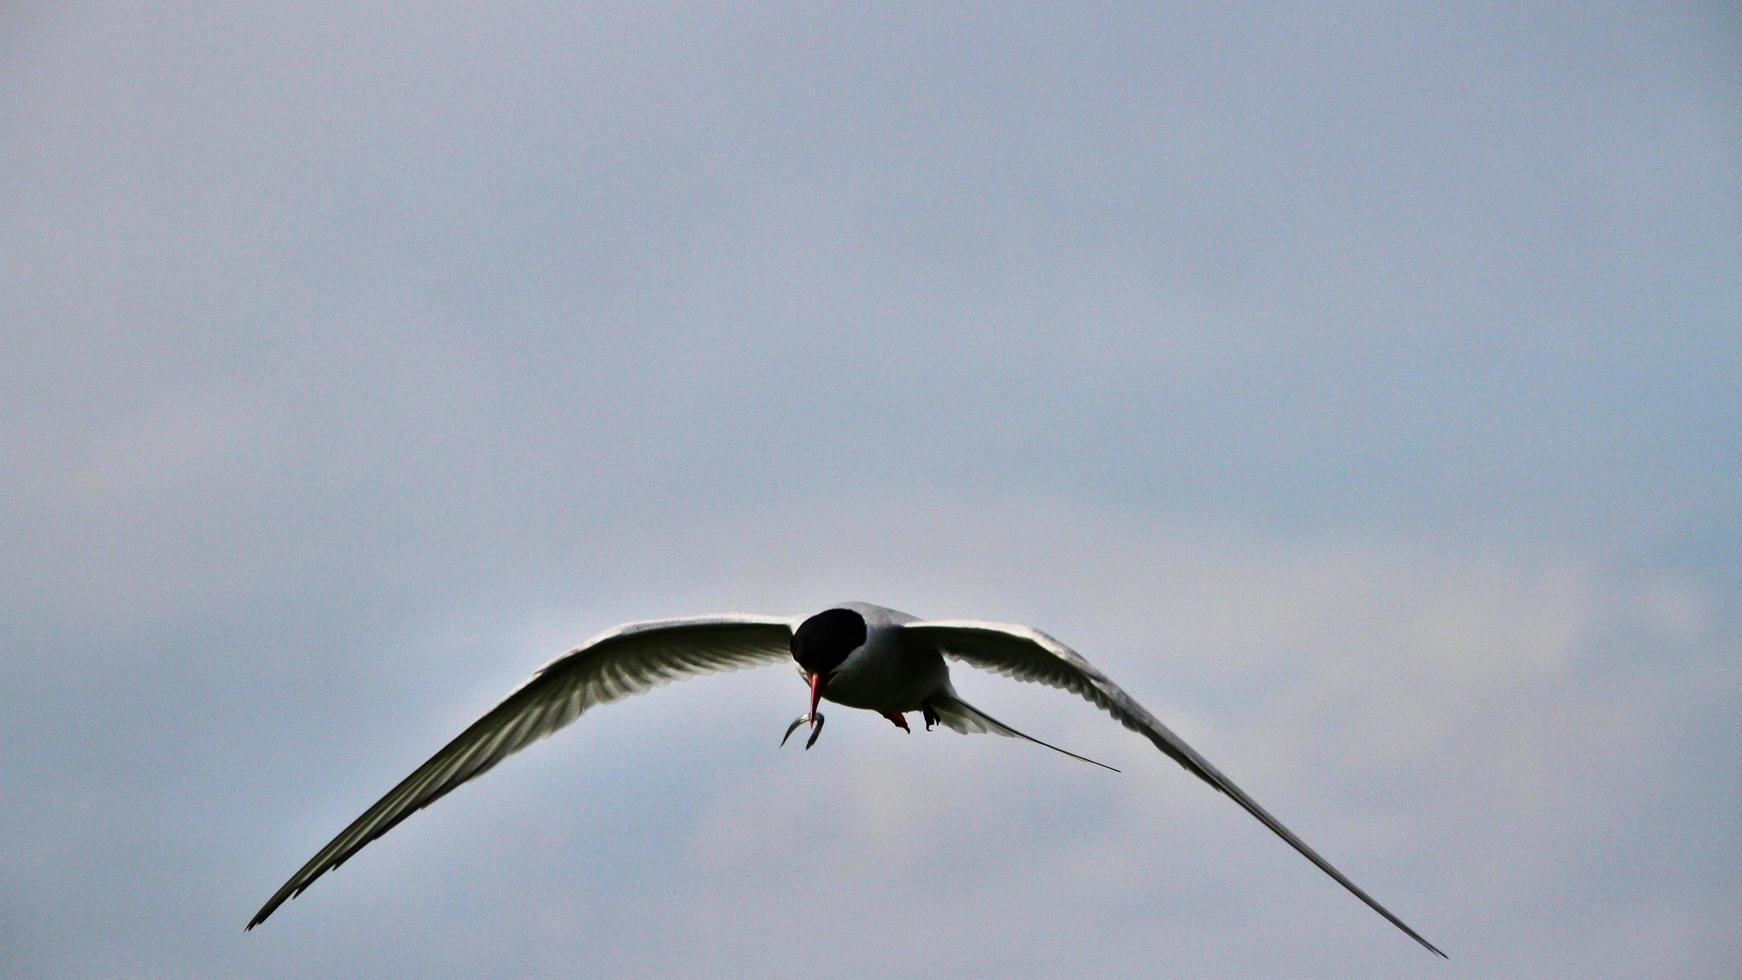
<box><xmin>4</xmin><ymin>3</ymin><xmax>1738</xmax><ymax>976</ymax></box>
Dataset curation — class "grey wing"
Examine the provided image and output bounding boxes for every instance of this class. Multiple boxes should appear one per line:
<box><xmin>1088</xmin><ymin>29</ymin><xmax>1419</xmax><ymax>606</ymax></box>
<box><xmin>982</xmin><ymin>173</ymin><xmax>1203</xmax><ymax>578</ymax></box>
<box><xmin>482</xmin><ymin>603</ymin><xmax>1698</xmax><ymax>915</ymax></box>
<box><xmin>902</xmin><ymin>619</ymin><xmax>1445</xmax><ymax>958</ymax></box>
<box><xmin>248</xmin><ymin>614</ymin><xmax>794</xmax><ymax>929</ymax></box>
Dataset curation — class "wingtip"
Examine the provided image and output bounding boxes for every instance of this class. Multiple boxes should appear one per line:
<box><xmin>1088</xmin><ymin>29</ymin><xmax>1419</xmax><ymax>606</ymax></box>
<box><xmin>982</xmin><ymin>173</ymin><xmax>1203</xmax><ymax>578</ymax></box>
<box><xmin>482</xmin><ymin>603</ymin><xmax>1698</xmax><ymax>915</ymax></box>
<box><xmin>246</xmin><ymin>893</ymin><xmax>287</xmax><ymax>932</ymax></box>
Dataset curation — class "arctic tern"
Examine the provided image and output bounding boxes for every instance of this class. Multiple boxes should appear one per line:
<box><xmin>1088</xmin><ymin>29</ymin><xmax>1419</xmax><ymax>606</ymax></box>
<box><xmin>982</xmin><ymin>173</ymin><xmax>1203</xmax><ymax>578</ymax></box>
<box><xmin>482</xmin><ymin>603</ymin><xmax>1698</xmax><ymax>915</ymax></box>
<box><xmin>248</xmin><ymin>601</ymin><xmax>1444</xmax><ymax>957</ymax></box>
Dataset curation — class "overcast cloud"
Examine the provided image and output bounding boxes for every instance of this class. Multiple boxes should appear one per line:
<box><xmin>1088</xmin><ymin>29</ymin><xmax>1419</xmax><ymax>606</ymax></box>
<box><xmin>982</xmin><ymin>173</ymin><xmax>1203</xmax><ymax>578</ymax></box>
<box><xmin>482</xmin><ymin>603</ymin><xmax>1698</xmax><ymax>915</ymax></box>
<box><xmin>3</xmin><ymin>3</ymin><xmax>1739</xmax><ymax>977</ymax></box>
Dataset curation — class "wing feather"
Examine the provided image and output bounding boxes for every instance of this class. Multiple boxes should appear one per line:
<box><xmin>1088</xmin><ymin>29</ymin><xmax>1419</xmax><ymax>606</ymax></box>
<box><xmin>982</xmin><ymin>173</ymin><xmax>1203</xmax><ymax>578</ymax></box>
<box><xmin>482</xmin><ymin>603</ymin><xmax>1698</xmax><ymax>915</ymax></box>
<box><xmin>903</xmin><ymin>619</ymin><xmax>1444</xmax><ymax>958</ymax></box>
<box><xmin>248</xmin><ymin>614</ymin><xmax>793</xmax><ymax>929</ymax></box>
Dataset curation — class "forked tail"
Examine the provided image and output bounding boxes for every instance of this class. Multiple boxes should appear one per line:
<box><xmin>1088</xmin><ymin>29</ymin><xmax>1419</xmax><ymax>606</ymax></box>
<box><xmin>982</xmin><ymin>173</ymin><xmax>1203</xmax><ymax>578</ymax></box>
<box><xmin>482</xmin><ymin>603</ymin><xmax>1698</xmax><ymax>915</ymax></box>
<box><xmin>928</xmin><ymin>693</ymin><xmax>1119</xmax><ymax>773</ymax></box>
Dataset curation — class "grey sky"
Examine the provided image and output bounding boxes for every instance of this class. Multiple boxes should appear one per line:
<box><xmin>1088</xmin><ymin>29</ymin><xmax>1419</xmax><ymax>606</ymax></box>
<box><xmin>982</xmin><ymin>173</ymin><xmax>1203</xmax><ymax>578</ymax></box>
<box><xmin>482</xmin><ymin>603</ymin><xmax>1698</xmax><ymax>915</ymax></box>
<box><xmin>4</xmin><ymin>2</ymin><xmax>1738</xmax><ymax>977</ymax></box>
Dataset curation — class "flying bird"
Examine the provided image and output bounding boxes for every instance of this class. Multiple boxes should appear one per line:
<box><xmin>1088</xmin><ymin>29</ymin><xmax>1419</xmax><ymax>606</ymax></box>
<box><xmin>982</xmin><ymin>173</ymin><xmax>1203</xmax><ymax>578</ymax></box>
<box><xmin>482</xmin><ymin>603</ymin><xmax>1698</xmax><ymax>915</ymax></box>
<box><xmin>248</xmin><ymin>602</ymin><xmax>1444</xmax><ymax>956</ymax></box>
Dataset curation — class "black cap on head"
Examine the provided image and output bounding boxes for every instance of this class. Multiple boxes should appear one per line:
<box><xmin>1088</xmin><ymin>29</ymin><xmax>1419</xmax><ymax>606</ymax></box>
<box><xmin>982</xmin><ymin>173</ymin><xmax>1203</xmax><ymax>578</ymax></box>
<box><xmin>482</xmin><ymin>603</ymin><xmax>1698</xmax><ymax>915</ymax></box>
<box><xmin>791</xmin><ymin>607</ymin><xmax>867</xmax><ymax>675</ymax></box>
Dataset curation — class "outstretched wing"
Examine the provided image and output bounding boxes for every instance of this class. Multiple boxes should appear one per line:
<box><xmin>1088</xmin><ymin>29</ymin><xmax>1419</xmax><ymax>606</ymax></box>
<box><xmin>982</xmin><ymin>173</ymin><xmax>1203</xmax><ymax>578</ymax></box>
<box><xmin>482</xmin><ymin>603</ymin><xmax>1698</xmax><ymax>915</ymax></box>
<box><xmin>249</xmin><ymin>614</ymin><xmax>794</xmax><ymax>929</ymax></box>
<box><xmin>903</xmin><ymin>619</ymin><xmax>1444</xmax><ymax>958</ymax></box>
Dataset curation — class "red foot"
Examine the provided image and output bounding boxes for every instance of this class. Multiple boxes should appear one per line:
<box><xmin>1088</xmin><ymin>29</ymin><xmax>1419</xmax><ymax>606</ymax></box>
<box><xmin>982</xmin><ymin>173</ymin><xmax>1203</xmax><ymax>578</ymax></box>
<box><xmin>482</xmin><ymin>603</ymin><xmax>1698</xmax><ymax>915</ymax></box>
<box><xmin>882</xmin><ymin>711</ymin><xmax>910</xmax><ymax>732</ymax></box>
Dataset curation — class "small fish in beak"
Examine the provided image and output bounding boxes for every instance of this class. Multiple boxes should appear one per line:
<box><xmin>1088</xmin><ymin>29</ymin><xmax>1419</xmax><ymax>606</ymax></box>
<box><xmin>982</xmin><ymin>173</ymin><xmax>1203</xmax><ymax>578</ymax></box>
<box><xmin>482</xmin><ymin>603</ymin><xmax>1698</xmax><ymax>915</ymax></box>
<box><xmin>778</xmin><ymin>672</ymin><xmax>829</xmax><ymax>749</ymax></box>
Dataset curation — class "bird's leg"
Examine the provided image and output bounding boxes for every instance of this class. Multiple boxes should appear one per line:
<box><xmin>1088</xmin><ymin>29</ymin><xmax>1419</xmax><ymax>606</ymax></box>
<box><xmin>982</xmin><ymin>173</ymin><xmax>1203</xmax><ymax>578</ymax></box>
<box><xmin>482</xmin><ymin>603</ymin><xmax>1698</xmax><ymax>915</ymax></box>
<box><xmin>921</xmin><ymin>702</ymin><xmax>940</xmax><ymax>731</ymax></box>
<box><xmin>882</xmin><ymin>711</ymin><xmax>910</xmax><ymax>733</ymax></box>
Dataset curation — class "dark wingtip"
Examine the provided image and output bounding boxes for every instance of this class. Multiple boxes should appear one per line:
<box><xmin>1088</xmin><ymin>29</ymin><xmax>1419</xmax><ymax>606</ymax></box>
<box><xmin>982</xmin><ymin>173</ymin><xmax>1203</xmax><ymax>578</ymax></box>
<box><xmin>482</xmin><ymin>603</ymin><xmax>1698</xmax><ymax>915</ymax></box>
<box><xmin>246</xmin><ymin>889</ymin><xmax>292</xmax><ymax>932</ymax></box>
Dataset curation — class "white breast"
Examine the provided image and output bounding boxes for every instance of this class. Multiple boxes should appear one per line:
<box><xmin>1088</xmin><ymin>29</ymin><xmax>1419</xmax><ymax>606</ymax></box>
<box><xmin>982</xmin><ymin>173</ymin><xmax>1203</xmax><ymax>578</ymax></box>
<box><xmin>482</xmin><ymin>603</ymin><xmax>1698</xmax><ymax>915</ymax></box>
<box><xmin>818</xmin><ymin>620</ymin><xmax>948</xmax><ymax>713</ymax></box>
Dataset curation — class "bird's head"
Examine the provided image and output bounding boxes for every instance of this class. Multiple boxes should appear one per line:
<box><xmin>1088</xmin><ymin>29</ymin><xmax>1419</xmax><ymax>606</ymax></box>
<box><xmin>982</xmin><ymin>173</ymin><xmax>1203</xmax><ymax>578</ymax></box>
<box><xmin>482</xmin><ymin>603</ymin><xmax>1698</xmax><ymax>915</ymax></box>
<box><xmin>790</xmin><ymin>607</ymin><xmax>867</xmax><ymax>712</ymax></box>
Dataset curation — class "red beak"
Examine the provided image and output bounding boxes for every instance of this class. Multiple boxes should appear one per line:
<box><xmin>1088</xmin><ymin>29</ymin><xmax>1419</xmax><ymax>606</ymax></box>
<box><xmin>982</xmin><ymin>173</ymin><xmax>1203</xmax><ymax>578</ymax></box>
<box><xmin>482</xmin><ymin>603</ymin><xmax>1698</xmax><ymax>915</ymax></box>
<box><xmin>808</xmin><ymin>671</ymin><xmax>828</xmax><ymax>719</ymax></box>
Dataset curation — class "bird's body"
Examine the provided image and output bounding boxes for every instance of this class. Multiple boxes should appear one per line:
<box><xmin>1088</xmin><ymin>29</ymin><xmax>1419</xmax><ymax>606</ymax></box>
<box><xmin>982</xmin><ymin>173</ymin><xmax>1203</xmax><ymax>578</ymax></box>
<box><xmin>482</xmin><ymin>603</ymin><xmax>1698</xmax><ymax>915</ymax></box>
<box><xmin>249</xmin><ymin>602</ymin><xmax>1445</xmax><ymax>958</ymax></box>
<box><xmin>802</xmin><ymin>602</ymin><xmax>930</xmax><ymax>712</ymax></box>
